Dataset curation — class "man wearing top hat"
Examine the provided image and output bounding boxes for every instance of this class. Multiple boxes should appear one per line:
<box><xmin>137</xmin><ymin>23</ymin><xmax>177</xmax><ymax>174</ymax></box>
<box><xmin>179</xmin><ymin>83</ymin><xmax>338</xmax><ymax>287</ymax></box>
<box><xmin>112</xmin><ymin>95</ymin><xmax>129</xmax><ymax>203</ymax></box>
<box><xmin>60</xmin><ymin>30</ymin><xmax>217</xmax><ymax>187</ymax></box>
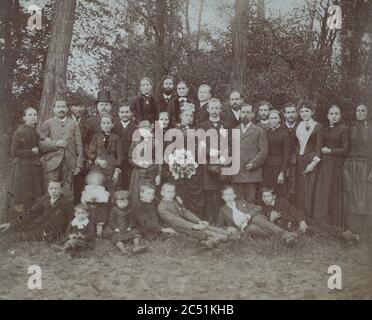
<box><xmin>86</xmin><ymin>90</ymin><xmax>119</xmax><ymax>144</ymax></box>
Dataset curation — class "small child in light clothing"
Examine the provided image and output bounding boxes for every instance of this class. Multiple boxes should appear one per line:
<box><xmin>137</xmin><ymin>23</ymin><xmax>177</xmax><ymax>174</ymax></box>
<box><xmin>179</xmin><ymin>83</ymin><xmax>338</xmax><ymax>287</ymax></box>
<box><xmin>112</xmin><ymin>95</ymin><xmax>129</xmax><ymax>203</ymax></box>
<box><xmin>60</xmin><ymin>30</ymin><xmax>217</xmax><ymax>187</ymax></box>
<box><xmin>54</xmin><ymin>204</ymin><xmax>95</xmax><ymax>255</ymax></box>
<box><xmin>104</xmin><ymin>190</ymin><xmax>147</xmax><ymax>254</ymax></box>
<box><xmin>81</xmin><ymin>170</ymin><xmax>110</xmax><ymax>237</ymax></box>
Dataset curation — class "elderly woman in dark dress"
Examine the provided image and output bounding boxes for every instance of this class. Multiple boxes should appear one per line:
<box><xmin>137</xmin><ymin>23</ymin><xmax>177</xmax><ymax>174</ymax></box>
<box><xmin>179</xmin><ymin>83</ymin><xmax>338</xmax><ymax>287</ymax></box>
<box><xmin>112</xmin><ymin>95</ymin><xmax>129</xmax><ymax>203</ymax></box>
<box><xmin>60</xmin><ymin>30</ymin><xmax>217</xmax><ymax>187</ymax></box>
<box><xmin>262</xmin><ymin>109</ymin><xmax>291</xmax><ymax>199</ymax></box>
<box><xmin>294</xmin><ymin>101</ymin><xmax>322</xmax><ymax>219</ymax></box>
<box><xmin>343</xmin><ymin>104</ymin><xmax>372</xmax><ymax>237</ymax></box>
<box><xmin>313</xmin><ymin>105</ymin><xmax>350</xmax><ymax>228</ymax></box>
<box><xmin>8</xmin><ymin>107</ymin><xmax>43</xmax><ymax>218</ymax></box>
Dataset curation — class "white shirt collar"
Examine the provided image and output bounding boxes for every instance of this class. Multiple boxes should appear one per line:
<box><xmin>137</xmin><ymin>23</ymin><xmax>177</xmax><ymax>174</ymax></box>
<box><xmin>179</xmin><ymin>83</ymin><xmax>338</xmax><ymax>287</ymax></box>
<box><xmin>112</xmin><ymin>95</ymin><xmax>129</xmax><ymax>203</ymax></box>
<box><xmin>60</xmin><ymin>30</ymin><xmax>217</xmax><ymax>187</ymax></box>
<box><xmin>121</xmin><ymin>119</ymin><xmax>131</xmax><ymax>128</ymax></box>
<box><xmin>232</xmin><ymin>109</ymin><xmax>240</xmax><ymax>120</ymax></box>
<box><xmin>163</xmin><ymin>93</ymin><xmax>172</xmax><ymax>100</ymax></box>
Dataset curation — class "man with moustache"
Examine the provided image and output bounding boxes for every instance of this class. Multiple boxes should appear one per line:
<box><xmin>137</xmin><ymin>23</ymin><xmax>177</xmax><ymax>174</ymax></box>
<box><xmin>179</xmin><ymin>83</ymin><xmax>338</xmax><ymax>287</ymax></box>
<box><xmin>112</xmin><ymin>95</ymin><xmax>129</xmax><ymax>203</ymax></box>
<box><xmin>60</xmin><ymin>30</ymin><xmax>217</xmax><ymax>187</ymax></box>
<box><xmin>281</xmin><ymin>102</ymin><xmax>299</xmax><ymax>204</ymax></box>
<box><xmin>155</xmin><ymin>75</ymin><xmax>176</xmax><ymax>117</ymax></box>
<box><xmin>194</xmin><ymin>84</ymin><xmax>212</xmax><ymax>126</ymax></box>
<box><xmin>39</xmin><ymin>100</ymin><xmax>84</xmax><ymax>202</ymax></box>
<box><xmin>231</xmin><ymin>103</ymin><xmax>268</xmax><ymax>203</ymax></box>
<box><xmin>199</xmin><ymin>98</ymin><xmax>230</xmax><ymax>223</ymax></box>
<box><xmin>221</xmin><ymin>91</ymin><xmax>243</xmax><ymax>130</ymax></box>
<box><xmin>256</xmin><ymin>101</ymin><xmax>272</xmax><ymax>130</ymax></box>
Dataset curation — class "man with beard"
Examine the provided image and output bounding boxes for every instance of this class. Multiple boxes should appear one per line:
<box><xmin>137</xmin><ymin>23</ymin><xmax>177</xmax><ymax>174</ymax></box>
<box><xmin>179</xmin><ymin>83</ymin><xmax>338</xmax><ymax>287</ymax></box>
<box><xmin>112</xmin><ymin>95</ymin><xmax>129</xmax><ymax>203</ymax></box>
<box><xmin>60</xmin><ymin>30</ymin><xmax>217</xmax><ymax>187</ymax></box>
<box><xmin>231</xmin><ymin>103</ymin><xmax>268</xmax><ymax>203</ymax></box>
<box><xmin>256</xmin><ymin>101</ymin><xmax>272</xmax><ymax>130</ymax></box>
<box><xmin>221</xmin><ymin>91</ymin><xmax>243</xmax><ymax>129</ymax></box>
<box><xmin>86</xmin><ymin>90</ymin><xmax>119</xmax><ymax>143</ymax></box>
<box><xmin>194</xmin><ymin>84</ymin><xmax>212</xmax><ymax>126</ymax></box>
<box><xmin>199</xmin><ymin>98</ymin><xmax>230</xmax><ymax>223</ymax></box>
<box><xmin>155</xmin><ymin>75</ymin><xmax>176</xmax><ymax>118</ymax></box>
<box><xmin>39</xmin><ymin>100</ymin><xmax>84</xmax><ymax>202</ymax></box>
<box><xmin>281</xmin><ymin>102</ymin><xmax>299</xmax><ymax>204</ymax></box>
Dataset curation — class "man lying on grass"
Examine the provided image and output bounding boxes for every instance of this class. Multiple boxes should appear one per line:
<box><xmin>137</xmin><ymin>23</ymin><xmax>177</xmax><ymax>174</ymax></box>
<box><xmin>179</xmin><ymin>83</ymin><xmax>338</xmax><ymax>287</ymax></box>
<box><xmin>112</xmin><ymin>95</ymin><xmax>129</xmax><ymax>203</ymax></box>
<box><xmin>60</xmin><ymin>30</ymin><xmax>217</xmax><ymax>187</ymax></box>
<box><xmin>0</xmin><ymin>181</ymin><xmax>72</xmax><ymax>243</ymax></box>
<box><xmin>217</xmin><ymin>185</ymin><xmax>299</xmax><ymax>246</ymax></box>
<box><xmin>157</xmin><ymin>183</ymin><xmax>239</xmax><ymax>248</ymax></box>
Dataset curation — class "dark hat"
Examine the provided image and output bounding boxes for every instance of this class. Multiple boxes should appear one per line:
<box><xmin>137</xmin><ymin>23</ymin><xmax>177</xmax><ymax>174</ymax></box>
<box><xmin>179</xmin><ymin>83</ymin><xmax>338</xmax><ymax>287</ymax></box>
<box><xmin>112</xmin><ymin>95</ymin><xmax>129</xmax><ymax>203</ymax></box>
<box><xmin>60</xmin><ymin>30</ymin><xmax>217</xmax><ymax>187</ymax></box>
<box><xmin>96</xmin><ymin>90</ymin><xmax>113</xmax><ymax>103</ymax></box>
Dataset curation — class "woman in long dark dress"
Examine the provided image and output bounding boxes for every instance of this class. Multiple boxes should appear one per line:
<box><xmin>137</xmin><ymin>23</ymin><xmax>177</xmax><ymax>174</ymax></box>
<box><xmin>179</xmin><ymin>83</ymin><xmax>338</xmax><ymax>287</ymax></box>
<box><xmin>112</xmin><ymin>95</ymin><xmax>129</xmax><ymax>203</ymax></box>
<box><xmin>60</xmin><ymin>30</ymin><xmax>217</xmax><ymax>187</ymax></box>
<box><xmin>262</xmin><ymin>109</ymin><xmax>290</xmax><ymax>199</ymax></box>
<box><xmin>294</xmin><ymin>101</ymin><xmax>322</xmax><ymax>219</ymax></box>
<box><xmin>343</xmin><ymin>104</ymin><xmax>372</xmax><ymax>236</ymax></box>
<box><xmin>8</xmin><ymin>107</ymin><xmax>43</xmax><ymax>218</ymax></box>
<box><xmin>171</xmin><ymin>108</ymin><xmax>205</xmax><ymax>218</ymax></box>
<box><xmin>313</xmin><ymin>105</ymin><xmax>350</xmax><ymax>228</ymax></box>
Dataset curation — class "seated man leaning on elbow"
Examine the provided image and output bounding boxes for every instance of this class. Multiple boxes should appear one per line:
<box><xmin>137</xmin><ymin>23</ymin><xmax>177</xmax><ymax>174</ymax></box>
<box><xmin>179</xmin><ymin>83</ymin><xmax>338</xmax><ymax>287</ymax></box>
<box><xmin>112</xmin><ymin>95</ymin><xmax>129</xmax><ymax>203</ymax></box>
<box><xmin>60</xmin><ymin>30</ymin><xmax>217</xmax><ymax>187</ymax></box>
<box><xmin>217</xmin><ymin>185</ymin><xmax>299</xmax><ymax>246</ymax></box>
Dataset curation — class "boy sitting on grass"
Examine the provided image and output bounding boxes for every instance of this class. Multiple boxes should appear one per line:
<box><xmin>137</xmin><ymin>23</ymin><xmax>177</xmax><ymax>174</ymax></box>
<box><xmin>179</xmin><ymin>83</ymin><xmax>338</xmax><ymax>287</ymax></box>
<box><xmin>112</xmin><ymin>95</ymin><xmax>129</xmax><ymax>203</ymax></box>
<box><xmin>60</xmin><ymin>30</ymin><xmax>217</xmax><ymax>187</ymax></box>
<box><xmin>217</xmin><ymin>185</ymin><xmax>298</xmax><ymax>246</ymax></box>
<box><xmin>261</xmin><ymin>188</ymin><xmax>308</xmax><ymax>234</ymax></box>
<box><xmin>131</xmin><ymin>184</ymin><xmax>176</xmax><ymax>241</ymax></box>
<box><xmin>157</xmin><ymin>183</ymin><xmax>236</xmax><ymax>248</ymax></box>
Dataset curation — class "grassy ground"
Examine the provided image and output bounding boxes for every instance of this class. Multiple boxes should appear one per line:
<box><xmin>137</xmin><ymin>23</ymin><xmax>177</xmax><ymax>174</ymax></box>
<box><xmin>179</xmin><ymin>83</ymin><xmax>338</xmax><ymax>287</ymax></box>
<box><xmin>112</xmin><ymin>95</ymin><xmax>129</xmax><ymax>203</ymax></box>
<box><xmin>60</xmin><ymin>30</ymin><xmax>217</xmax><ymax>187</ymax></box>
<box><xmin>0</xmin><ymin>232</ymin><xmax>371</xmax><ymax>300</ymax></box>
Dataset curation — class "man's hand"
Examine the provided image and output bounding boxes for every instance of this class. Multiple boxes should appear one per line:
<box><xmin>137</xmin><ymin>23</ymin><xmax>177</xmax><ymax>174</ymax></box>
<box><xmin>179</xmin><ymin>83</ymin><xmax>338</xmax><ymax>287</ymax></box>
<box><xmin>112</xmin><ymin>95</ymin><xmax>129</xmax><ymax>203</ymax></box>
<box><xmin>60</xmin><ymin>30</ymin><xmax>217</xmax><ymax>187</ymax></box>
<box><xmin>199</xmin><ymin>221</ymin><xmax>209</xmax><ymax>227</ymax></box>
<box><xmin>277</xmin><ymin>171</ymin><xmax>285</xmax><ymax>184</ymax></box>
<box><xmin>155</xmin><ymin>175</ymin><xmax>161</xmax><ymax>186</ymax></box>
<box><xmin>31</xmin><ymin>147</ymin><xmax>39</xmax><ymax>155</ymax></box>
<box><xmin>192</xmin><ymin>224</ymin><xmax>205</xmax><ymax>230</ymax></box>
<box><xmin>112</xmin><ymin>169</ymin><xmax>120</xmax><ymax>183</ymax></box>
<box><xmin>227</xmin><ymin>226</ymin><xmax>239</xmax><ymax>235</ymax></box>
<box><xmin>270</xmin><ymin>210</ymin><xmax>281</xmax><ymax>222</ymax></box>
<box><xmin>302</xmin><ymin>162</ymin><xmax>316</xmax><ymax>175</ymax></box>
<box><xmin>321</xmin><ymin>147</ymin><xmax>332</xmax><ymax>154</ymax></box>
<box><xmin>176</xmin><ymin>196</ymin><xmax>184</xmax><ymax>205</ymax></box>
<box><xmin>114</xmin><ymin>228</ymin><xmax>120</xmax><ymax>233</ymax></box>
<box><xmin>162</xmin><ymin>227</ymin><xmax>176</xmax><ymax>235</ymax></box>
<box><xmin>245</xmin><ymin>163</ymin><xmax>253</xmax><ymax>171</ymax></box>
<box><xmin>74</xmin><ymin>167</ymin><xmax>81</xmax><ymax>176</ymax></box>
<box><xmin>56</xmin><ymin>139</ymin><xmax>67</xmax><ymax>149</ymax></box>
<box><xmin>299</xmin><ymin>221</ymin><xmax>308</xmax><ymax>233</ymax></box>
<box><xmin>0</xmin><ymin>223</ymin><xmax>10</xmax><ymax>233</ymax></box>
<box><xmin>95</xmin><ymin>158</ymin><xmax>109</xmax><ymax>168</ymax></box>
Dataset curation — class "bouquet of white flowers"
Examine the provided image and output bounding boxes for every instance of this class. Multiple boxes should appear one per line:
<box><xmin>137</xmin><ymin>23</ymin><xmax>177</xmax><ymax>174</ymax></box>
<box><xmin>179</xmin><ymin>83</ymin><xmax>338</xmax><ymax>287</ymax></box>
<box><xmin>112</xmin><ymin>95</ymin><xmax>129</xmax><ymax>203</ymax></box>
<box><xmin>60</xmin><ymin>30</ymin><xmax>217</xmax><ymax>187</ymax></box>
<box><xmin>168</xmin><ymin>149</ymin><xmax>198</xmax><ymax>180</ymax></box>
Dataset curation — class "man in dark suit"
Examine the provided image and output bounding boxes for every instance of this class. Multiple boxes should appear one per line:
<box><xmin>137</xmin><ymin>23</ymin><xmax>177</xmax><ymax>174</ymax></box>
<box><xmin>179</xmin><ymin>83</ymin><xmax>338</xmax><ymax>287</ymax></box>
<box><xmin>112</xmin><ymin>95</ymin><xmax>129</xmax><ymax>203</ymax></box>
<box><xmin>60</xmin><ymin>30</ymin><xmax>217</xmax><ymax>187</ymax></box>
<box><xmin>154</xmin><ymin>75</ymin><xmax>176</xmax><ymax>117</ymax></box>
<box><xmin>281</xmin><ymin>102</ymin><xmax>299</xmax><ymax>204</ymax></box>
<box><xmin>113</xmin><ymin>104</ymin><xmax>137</xmax><ymax>190</ymax></box>
<box><xmin>39</xmin><ymin>100</ymin><xmax>84</xmax><ymax>202</ymax></box>
<box><xmin>198</xmin><ymin>98</ymin><xmax>230</xmax><ymax>223</ymax></box>
<box><xmin>68</xmin><ymin>96</ymin><xmax>91</xmax><ymax>204</ymax></box>
<box><xmin>194</xmin><ymin>84</ymin><xmax>212</xmax><ymax>126</ymax></box>
<box><xmin>231</xmin><ymin>103</ymin><xmax>268</xmax><ymax>204</ymax></box>
<box><xmin>221</xmin><ymin>91</ymin><xmax>242</xmax><ymax>130</ymax></box>
<box><xmin>256</xmin><ymin>100</ymin><xmax>272</xmax><ymax>130</ymax></box>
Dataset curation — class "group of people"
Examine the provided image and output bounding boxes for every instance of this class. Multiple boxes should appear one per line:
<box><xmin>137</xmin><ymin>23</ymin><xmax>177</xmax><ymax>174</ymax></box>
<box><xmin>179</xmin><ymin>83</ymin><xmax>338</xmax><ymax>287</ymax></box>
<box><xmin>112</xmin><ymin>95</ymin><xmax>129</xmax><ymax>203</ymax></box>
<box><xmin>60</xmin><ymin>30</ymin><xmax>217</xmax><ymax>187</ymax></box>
<box><xmin>1</xmin><ymin>75</ymin><xmax>371</xmax><ymax>255</ymax></box>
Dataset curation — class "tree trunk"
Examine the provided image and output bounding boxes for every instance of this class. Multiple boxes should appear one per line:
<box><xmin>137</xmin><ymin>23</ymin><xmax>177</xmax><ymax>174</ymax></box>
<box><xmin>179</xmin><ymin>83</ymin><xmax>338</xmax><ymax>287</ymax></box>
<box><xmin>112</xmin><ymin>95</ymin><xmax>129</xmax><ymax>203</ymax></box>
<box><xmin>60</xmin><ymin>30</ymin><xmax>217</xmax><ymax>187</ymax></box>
<box><xmin>37</xmin><ymin>0</ymin><xmax>76</xmax><ymax>127</ymax></box>
<box><xmin>231</xmin><ymin>0</ymin><xmax>250</xmax><ymax>88</ymax></box>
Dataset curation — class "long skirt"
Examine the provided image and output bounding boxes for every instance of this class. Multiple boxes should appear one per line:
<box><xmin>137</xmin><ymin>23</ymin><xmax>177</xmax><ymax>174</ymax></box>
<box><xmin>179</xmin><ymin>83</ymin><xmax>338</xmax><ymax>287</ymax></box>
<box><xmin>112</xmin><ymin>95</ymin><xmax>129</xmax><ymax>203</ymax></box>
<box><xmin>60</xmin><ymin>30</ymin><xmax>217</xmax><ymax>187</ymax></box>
<box><xmin>343</xmin><ymin>157</ymin><xmax>372</xmax><ymax>234</ymax></box>
<box><xmin>9</xmin><ymin>161</ymin><xmax>43</xmax><ymax>214</ymax></box>
<box><xmin>313</xmin><ymin>157</ymin><xmax>345</xmax><ymax>228</ymax></box>
<box><xmin>262</xmin><ymin>164</ymin><xmax>288</xmax><ymax>199</ymax></box>
<box><xmin>295</xmin><ymin>154</ymin><xmax>319</xmax><ymax>219</ymax></box>
<box><xmin>172</xmin><ymin>167</ymin><xmax>205</xmax><ymax>219</ymax></box>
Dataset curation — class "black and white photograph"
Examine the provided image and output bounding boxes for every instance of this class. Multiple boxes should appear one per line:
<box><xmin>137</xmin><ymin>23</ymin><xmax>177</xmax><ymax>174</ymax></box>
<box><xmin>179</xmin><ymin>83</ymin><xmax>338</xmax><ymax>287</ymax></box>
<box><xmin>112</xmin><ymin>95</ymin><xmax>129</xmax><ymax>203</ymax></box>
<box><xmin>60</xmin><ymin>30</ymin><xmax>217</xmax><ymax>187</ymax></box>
<box><xmin>0</xmin><ymin>0</ymin><xmax>371</xmax><ymax>302</ymax></box>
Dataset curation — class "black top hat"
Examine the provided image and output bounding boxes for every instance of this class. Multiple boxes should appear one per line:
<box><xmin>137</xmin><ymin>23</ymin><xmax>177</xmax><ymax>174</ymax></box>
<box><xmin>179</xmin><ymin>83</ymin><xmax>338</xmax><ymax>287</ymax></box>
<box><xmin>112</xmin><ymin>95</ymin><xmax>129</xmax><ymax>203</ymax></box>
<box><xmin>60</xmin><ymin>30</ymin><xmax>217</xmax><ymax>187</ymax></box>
<box><xmin>96</xmin><ymin>90</ymin><xmax>113</xmax><ymax>103</ymax></box>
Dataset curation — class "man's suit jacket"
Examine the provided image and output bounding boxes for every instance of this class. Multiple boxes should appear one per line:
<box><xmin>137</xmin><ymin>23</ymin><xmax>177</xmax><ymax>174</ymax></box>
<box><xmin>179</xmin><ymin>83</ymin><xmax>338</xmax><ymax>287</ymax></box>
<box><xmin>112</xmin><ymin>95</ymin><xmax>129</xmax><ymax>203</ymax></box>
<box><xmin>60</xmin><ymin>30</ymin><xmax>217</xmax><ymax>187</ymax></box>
<box><xmin>221</xmin><ymin>108</ymin><xmax>240</xmax><ymax>130</ymax></box>
<box><xmin>86</xmin><ymin>114</ymin><xmax>120</xmax><ymax>145</ymax></box>
<box><xmin>194</xmin><ymin>101</ymin><xmax>210</xmax><ymax>126</ymax></box>
<box><xmin>113</xmin><ymin>120</ymin><xmax>137</xmax><ymax>166</ymax></box>
<box><xmin>154</xmin><ymin>93</ymin><xmax>176</xmax><ymax>117</ymax></box>
<box><xmin>217</xmin><ymin>199</ymin><xmax>262</xmax><ymax>228</ymax></box>
<box><xmin>231</xmin><ymin>123</ymin><xmax>268</xmax><ymax>183</ymax></box>
<box><xmin>39</xmin><ymin>116</ymin><xmax>83</xmax><ymax>173</ymax></box>
<box><xmin>87</xmin><ymin>132</ymin><xmax>122</xmax><ymax>175</ymax></box>
<box><xmin>281</xmin><ymin>121</ymin><xmax>299</xmax><ymax>165</ymax></box>
<box><xmin>198</xmin><ymin>119</ymin><xmax>230</xmax><ymax>190</ymax></box>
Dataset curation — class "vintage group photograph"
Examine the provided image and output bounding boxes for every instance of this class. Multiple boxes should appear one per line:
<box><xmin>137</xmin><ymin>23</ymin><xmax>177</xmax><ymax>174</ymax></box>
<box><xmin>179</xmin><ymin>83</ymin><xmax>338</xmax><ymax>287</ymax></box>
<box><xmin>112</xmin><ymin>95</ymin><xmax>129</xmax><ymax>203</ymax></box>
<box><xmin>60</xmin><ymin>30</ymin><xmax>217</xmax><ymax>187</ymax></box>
<box><xmin>0</xmin><ymin>0</ymin><xmax>371</xmax><ymax>300</ymax></box>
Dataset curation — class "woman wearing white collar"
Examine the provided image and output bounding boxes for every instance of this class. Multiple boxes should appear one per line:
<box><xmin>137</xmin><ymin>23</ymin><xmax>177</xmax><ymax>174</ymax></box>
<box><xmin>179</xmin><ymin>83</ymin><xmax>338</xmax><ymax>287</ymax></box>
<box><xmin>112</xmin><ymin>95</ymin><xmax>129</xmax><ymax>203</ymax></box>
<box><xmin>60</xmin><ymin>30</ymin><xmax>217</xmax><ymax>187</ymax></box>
<box><xmin>294</xmin><ymin>100</ymin><xmax>322</xmax><ymax>219</ymax></box>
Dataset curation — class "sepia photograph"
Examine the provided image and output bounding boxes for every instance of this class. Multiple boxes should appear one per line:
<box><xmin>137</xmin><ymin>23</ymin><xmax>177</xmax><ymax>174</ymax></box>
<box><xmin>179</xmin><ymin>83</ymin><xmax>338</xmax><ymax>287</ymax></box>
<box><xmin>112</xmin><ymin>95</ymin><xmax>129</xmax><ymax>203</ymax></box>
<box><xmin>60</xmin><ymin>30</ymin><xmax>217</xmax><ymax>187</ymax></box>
<box><xmin>0</xmin><ymin>0</ymin><xmax>371</xmax><ymax>303</ymax></box>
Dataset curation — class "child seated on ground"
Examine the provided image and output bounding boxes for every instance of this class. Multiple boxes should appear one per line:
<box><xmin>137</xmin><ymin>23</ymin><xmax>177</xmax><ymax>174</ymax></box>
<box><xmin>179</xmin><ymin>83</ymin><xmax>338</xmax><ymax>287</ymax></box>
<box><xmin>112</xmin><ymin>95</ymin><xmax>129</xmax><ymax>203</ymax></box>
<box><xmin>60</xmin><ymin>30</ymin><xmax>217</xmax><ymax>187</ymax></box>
<box><xmin>261</xmin><ymin>188</ymin><xmax>308</xmax><ymax>234</ymax></box>
<box><xmin>81</xmin><ymin>170</ymin><xmax>110</xmax><ymax>238</ymax></box>
<box><xmin>131</xmin><ymin>184</ymin><xmax>176</xmax><ymax>240</ymax></box>
<box><xmin>53</xmin><ymin>204</ymin><xmax>95</xmax><ymax>255</ymax></box>
<box><xmin>217</xmin><ymin>185</ymin><xmax>298</xmax><ymax>246</ymax></box>
<box><xmin>157</xmin><ymin>183</ymin><xmax>237</xmax><ymax>248</ymax></box>
<box><xmin>0</xmin><ymin>181</ymin><xmax>72</xmax><ymax>243</ymax></box>
<box><xmin>104</xmin><ymin>190</ymin><xmax>147</xmax><ymax>254</ymax></box>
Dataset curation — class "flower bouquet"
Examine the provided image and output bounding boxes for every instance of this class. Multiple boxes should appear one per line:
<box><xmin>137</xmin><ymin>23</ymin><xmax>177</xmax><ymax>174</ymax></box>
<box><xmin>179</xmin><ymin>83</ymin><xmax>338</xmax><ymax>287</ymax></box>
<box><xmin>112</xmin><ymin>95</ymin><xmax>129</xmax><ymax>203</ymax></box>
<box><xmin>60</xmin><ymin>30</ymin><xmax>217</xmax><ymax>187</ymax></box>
<box><xmin>168</xmin><ymin>149</ymin><xmax>198</xmax><ymax>180</ymax></box>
